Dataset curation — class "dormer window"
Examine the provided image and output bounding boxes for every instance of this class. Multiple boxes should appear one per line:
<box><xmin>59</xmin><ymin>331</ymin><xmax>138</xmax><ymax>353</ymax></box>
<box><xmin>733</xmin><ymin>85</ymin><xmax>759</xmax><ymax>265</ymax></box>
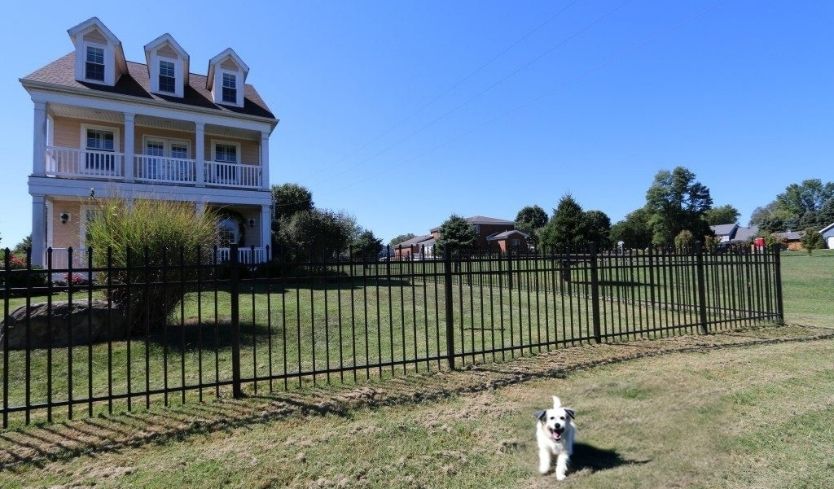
<box><xmin>222</xmin><ymin>73</ymin><xmax>237</xmax><ymax>103</ymax></box>
<box><xmin>158</xmin><ymin>60</ymin><xmax>176</xmax><ymax>93</ymax></box>
<box><xmin>85</xmin><ymin>46</ymin><xmax>105</xmax><ymax>81</ymax></box>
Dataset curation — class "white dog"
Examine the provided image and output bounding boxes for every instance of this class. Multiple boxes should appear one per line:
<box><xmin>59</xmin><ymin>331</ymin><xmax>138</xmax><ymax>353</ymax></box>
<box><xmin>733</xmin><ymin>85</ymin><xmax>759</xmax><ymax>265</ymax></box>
<box><xmin>535</xmin><ymin>396</ymin><xmax>576</xmax><ymax>480</ymax></box>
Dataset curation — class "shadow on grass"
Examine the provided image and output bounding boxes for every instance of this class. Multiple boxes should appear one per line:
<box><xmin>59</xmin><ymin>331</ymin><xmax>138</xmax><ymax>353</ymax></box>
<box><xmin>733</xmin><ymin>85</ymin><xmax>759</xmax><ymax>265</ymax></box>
<box><xmin>571</xmin><ymin>442</ymin><xmax>650</xmax><ymax>473</ymax></box>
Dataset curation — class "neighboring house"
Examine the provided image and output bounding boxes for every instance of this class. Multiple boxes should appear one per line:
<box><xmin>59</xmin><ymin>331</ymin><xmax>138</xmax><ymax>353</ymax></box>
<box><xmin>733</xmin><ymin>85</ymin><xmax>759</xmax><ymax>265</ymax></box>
<box><xmin>393</xmin><ymin>234</ymin><xmax>434</xmax><ymax>260</ymax></box>
<box><xmin>22</xmin><ymin>17</ymin><xmax>277</xmax><ymax>268</ymax></box>
<box><xmin>486</xmin><ymin>229</ymin><xmax>529</xmax><ymax>253</ymax></box>
<box><xmin>773</xmin><ymin>230</ymin><xmax>805</xmax><ymax>251</ymax></box>
<box><xmin>733</xmin><ymin>225</ymin><xmax>759</xmax><ymax>243</ymax></box>
<box><xmin>710</xmin><ymin>223</ymin><xmax>738</xmax><ymax>243</ymax></box>
<box><xmin>430</xmin><ymin>216</ymin><xmax>515</xmax><ymax>251</ymax></box>
<box><xmin>820</xmin><ymin>223</ymin><xmax>834</xmax><ymax>249</ymax></box>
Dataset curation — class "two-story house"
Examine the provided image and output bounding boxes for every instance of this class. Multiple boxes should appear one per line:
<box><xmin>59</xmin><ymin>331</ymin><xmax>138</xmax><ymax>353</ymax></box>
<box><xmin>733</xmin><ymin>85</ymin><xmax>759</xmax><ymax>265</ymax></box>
<box><xmin>21</xmin><ymin>17</ymin><xmax>277</xmax><ymax>267</ymax></box>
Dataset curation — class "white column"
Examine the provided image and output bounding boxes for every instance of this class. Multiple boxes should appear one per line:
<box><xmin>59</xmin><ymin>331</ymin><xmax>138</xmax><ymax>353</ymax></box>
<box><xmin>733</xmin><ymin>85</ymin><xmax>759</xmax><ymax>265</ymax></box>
<box><xmin>260</xmin><ymin>204</ymin><xmax>272</xmax><ymax>253</ymax></box>
<box><xmin>32</xmin><ymin>101</ymin><xmax>47</xmax><ymax>176</ymax></box>
<box><xmin>195</xmin><ymin>122</ymin><xmax>205</xmax><ymax>187</ymax></box>
<box><xmin>260</xmin><ymin>131</ymin><xmax>270</xmax><ymax>190</ymax></box>
<box><xmin>124</xmin><ymin>113</ymin><xmax>135</xmax><ymax>182</ymax></box>
<box><xmin>31</xmin><ymin>195</ymin><xmax>46</xmax><ymax>267</ymax></box>
<box><xmin>196</xmin><ymin>201</ymin><xmax>206</xmax><ymax>216</ymax></box>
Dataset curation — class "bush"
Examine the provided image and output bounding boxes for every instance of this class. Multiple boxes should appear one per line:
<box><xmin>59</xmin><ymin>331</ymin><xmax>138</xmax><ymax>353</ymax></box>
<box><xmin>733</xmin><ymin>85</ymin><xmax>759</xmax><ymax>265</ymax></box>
<box><xmin>674</xmin><ymin>230</ymin><xmax>694</xmax><ymax>252</ymax></box>
<box><xmin>800</xmin><ymin>228</ymin><xmax>825</xmax><ymax>255</ymax></box>
<box><xmin>1</xmin><ymin>252</ymin><xmax>48</xmax><ymax>294</ymax></box>
<box><xmin>86</xmin><ymin>199</ymin><xmax>219</xmax><ymax>333</ymax></box>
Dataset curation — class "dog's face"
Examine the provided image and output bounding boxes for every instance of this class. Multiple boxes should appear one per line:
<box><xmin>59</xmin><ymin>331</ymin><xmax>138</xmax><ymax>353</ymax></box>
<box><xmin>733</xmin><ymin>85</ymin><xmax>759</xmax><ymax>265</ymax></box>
<box><xmin>535</xmin><ymin>396</ymin><xmax>575</xmax><ymax>442</ymax></box>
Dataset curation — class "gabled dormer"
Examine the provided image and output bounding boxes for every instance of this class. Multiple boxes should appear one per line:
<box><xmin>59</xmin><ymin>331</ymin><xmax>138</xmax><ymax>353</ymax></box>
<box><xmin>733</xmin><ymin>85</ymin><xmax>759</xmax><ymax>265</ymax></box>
<box><xmin>67</xmin><ymin>17</ymin><xmax>127</xmax><ymax>86</ymax></box>
<box><xmin>206</xmin><ymin>48</ymin><xmax>249</xmax><ymax>108</ymax></box>
<box><xmin>144</xmin><ymin>34</ymin><xmax>190</xmax><ymax>98</ymax></box>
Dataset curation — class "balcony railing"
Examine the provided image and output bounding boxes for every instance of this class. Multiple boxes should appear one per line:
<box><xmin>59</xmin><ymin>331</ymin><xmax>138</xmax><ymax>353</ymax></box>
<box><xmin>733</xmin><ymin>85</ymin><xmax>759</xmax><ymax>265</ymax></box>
<box><xmin>217</xmin><ymin>246</ymin><xmax>268</xmax><ymax>264</ymax></box>
<box><xmin>42</xmin><ymin>146</ymin><xmax>263</xmax><ymax>190</ymax></box>
<box><xmin>205</xmin><ymin>161</ymin><xmax>262</xmax><ymax>189</ymax></box>
<box><xmin>135</xmin><ymin>154</ymin><xmax>197</xmax><ymax>184</ymax></box>
<box><xmin>45</xmin><ymin>146</ymin><xmax>124</xmax><ymax>179</ymax></box>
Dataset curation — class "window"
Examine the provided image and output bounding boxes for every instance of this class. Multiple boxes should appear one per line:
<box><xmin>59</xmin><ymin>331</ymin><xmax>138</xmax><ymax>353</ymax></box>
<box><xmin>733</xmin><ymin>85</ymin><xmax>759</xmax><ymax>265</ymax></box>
<box><xmin>221</xmin><ymin>73</ymin><xmax>237</xmax><ymax>103</ymax></box>
<box><xmin>158</xmin><ymin>60</ymin><xmax>176</xmax><ymax>93</ymax></box>
<box><xmin>85</xmin><ymin>46</ymin><xmax>105</xmax><ymax>81</ymax></box>
<box><xmin>218</xmin><ymin>218</ymin><xmax>240</xmax><ymax>247</ymax></box>
<box><xmin>215</xmin><ymin>143</ymin><xmax>238</xmax><ymax>163</ymax></box>
<box><xmin>85</xmin><ymin>128</ymin><xmax>116</xmax><ymax>173</ymax></box>
<box><xmin>170</xmin><ymin>143</ymin><xmax>188</xmax><ymax>159</ymax></box>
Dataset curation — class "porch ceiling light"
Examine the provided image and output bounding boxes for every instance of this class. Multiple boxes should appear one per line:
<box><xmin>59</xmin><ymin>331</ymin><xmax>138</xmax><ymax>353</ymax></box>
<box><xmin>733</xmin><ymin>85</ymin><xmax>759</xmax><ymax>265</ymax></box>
<box><xmin>60</xmin><ymin>212</ymin><xmax>70</xmax><ymax>224</ymax></box>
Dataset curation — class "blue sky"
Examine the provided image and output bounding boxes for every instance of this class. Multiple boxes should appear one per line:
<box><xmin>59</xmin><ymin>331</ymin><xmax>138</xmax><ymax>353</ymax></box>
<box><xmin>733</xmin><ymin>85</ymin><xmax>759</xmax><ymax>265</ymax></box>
<box><xmin>1</xmin><ymin>0</ymin><xmax>832</xmax><ymax>247</ymax></box>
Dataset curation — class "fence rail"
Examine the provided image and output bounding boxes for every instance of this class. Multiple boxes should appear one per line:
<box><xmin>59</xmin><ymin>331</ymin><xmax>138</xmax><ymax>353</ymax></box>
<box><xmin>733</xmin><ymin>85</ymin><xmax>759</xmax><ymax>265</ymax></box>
<box><xmin>0</xmin><ymin>244</ymin><xmax>783</xmax><ymax>428</ymax></box>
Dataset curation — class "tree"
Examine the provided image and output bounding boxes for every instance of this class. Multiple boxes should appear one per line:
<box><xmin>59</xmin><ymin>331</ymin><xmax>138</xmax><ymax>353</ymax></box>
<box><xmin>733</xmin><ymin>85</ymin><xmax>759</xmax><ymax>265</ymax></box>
<box><xmin>644</xmin><ymin>167</ymin><xmax>713</xmax><ymax>246</ymax></box>
<box><xmin>352</xmin><ymin>230</ymin><xmax>383</xmax><ymax>260</ymax></box>
<box><xmin>751</xmin><ymin>179</ymin><xmax>834</xmax><ymax>232</ymax></box>
<box><xmin>434</xmin><ymin>215</ymin><xmax>476</xmax><ymax>256</ymax></box>
<box><xmin>389</xmin><ymin>233</ymin><xmax>416</xmax><ymax>248</ymax></box>
<box><xmin>704</xmin><ymin>204</ymin><xmax>740</xmax><ymax>225</ymax></box>
<box><xmin>582</xmin><ymin>210</ymin><xmax>611</xmax><ymax>248</ymax></box>
<box><xmin>276</xmin><ymin>209</ymin><xmax>355</xmax><ymax>262</ymax></box>
<box><xmin>12</xmin><ymin>235</ymin><xmax>32</xmax><ymax>255</ymax></box>
<box><xmin>271</xmin><ymin>183</ymin><xmax>314</xmax><ymax>221</ymax></box>
<box><xmin>515</xmin><ymin>205</ymin><xmax>548</xmax><ymax>248</ymax></box>
<box><xmin>539</xmin><ymin>195</ymin><xmax>587</xmax><ymax>250</ymax></box>
<box><xmin>610</xmin><ymin>208</ymin><xmax>653</xmax><ymax>249</ymax></box>
<box><xmin>801</xmin><ymin>228</ymin><xmax>825</xmax><ymax>255</ymax></box>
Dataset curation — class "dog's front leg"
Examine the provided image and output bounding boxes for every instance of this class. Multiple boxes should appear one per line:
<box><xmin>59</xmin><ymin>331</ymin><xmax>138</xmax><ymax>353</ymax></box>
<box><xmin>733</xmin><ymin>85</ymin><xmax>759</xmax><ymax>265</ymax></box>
<box><xmin>538</xmin><ymin>448</ymin><xmax>552</xmax><ymax>475</ymax></box>
<box><xmin>555</xmin><ymin>452</ymin><xmax>569</xmax><ymax>481</ymax></box>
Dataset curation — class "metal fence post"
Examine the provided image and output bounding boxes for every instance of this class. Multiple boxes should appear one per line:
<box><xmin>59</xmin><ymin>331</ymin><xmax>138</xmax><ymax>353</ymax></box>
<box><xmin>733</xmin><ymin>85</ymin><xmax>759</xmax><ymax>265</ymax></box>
<box><xmin>443</xmin><ymin>248</ymin><xmax>455</xmax><ymax>370</ymax></box>
<box><xmin>773</xmin><ymin>244</ymin><xmax>784</xmax><ymax>324</ymax></box>
<box><xmin>589</xmin><ymin>245</ymin><xmax>602</xmax><ymax>343</ymax></box>
<box><xmin>229</xmin><ymin>243</ymin><xmax>243</xmax><ymax>398</ymax></box>
<box><xmin>695</xmin><ymin>242</ymin><xmax>709</xmax><ymax>334</ymax></box>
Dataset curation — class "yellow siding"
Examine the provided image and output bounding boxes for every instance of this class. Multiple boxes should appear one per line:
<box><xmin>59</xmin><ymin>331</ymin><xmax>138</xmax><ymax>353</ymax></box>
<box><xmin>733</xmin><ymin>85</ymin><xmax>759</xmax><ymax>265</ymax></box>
<box><xmin>156</xmin><ymin>43</ymin><xmax>178</xmax><ymax>58</ymax></box>
<box><xmin>82</xmin><ymin>29</ymin><xmax>107</xmax><ymax>43</ymax></box>
<box><xmin>52</xmin><ymin>117</ymin><xmax>125</xmax><ymax>151</ymax></box>
<box><xmin>220</xmin><ymin>59</ymin><xmax>238</xmax><ymax>70</ymax></box>
<box><xmin>50</xmin><ymin>200</ymin><xmax>82</xmax><ymax>249</ymax></box>
<box><xmin>206</xmin><ymin>138</ymin><xmax>260</xmax><ymax>165</ymax></box>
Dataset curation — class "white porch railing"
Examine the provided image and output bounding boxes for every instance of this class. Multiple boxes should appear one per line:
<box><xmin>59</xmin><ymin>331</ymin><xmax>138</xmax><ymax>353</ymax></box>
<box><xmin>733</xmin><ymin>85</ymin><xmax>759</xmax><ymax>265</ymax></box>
<box><xmin>45</xmin><ymin>146</ymin><xmax>124</xmax><ymax>179</ymax></box>
<box><xmin>217</xmin><ymin>247</ymin><xmax>268</xmax><ymax>264</ymax></box>
<box><xmin>134</xmin><ymin>155</ymin><xmax>197</xmax><ymax>184</ymax></box>
<box><xmin>204</xmin><ymin>161</ymin><xmax>262</xmax><ymax>189</ymax></box>
<box><xmin>47</xmin><ymin>247</ymin><xmax>89</xmax><ymax>271</ymax></box>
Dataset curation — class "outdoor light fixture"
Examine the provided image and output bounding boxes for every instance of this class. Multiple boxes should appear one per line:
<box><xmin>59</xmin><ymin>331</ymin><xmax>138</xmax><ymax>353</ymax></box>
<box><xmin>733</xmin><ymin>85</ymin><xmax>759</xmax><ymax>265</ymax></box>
<box><xmin>60</xmin><ymin>212</ymin><xmax>70</xmax><ymax>224</ymax></box>
<box><xmin>248</xmin><ymin>218</ymin><xmax>255</xmax><ymax>228</ymax></box>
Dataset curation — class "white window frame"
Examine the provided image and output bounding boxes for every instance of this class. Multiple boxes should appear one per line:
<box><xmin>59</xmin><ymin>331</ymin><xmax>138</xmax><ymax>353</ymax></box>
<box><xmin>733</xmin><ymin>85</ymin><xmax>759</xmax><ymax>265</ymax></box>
<box><xmin>141</xmin><ymin>135</ymin><xmax>191</xmax><ymax>159</ymax></box>
<box><xmin>80</xmin><ymin>123</ymin><xmax>121</xmax><ymax>152</ymax></box>
<box><xmin>210</xmin><ymin>139</ymin><xmax>241</xmax><ymax>163</ymax></box>
<box><xmin>149</xmin><ymin>53</ymin><xmax>184</xmax><ymax>98</ymax></box>
<box><xmin>80</xmin><ymin>40</ymin><xmax>112</xmax><ymax>85</ymax></box>
<box><xmin>215</xmin><ymin>67</ymin><xmax>244</xmax><ymax>107</ymax></box>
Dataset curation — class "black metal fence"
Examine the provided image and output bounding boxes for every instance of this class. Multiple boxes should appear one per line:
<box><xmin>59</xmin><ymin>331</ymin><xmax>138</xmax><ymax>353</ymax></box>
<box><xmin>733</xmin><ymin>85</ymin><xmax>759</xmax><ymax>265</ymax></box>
<box><xmin>0</xmin><ymin>244</ymin><xmax>783</xmax><ymax>427</ymax></box>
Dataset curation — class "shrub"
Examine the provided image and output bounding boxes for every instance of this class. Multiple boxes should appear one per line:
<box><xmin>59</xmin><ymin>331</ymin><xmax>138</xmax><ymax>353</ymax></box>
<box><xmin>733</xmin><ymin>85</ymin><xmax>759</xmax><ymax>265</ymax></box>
<box><xmin>800</xmin><ymin>228</ymin><xmax>825</xmax><ymax>255</ymax></box>
<box><xmin>1</xmin><ymin>251</ymin><xmax>47</xmax><ymax>293</ymax></box>
<box><xmin>85</xmin><ymin>199</ymin><xmax>219</xmax><ymax>333</ymax></box>
<box><xmin>674</xmin><ymin>230</ymin><xmax>694</xmax><ymax>252</ymax></box>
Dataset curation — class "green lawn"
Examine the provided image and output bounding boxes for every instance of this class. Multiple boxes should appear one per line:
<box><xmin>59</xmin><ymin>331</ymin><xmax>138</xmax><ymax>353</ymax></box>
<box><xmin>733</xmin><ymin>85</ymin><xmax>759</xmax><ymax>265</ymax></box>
<box><xmin>780</xmin><ymin>249</ymin><xmax>834</xmax><ymax>326</ymax></box>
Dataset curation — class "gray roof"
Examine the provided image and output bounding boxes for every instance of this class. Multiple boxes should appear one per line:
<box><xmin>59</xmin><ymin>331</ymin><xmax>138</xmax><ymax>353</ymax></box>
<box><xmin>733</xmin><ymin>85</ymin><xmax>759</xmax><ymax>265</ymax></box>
<box><xmin>486</xmin><ymin>230</ymin><xmax>529</xmax><ymax>241</ymax></box>
<box><xmin>394</xmin><ymin>234</ymin><xmax>433</xmax><ymax>248</ymax></box>
<box><xmin>820</xmin><ymin>222</ymin><xmax>834</xmax><ymax>234</ymax></box>
<box><xmin>710</xmin><ymin>223</ymin><xmax>738</xmax><ymax>237</ymax></box>
<box><xmin>732</xmin><ymin>225</ymin><xmax>760</xmax><ymax>242</ymax></box>
<box><xmin>774</xmin><ymin>230</ymin><xmax>804</xmax><ymax>241</ymax></box>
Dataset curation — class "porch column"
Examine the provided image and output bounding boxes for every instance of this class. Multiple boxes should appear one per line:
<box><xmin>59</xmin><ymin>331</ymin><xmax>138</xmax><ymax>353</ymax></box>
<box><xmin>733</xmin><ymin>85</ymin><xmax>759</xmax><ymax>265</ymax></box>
<box><xmin>31</xmin><ymin>194</ymin><xmax>46</xmax><ymax>267</ymax></box>
<box><xmin>124</xmin><ymin>112</ymin><xmax>135</xmax><ymax>182</ymax></box>
<box><xmin>32</xmin><ymin>101</ymin><xmax>47</xmax><ymax>176</ymax></box>
<box><xmin>196</xmin><ymin>201</ymin><xmax>206</xmax><ymax>216</ymax></box>
<box><xmin>195</xmin><ymin>122</ymin><xmax>205</xmax><ymax>187</ymax></box>
<box><xmin>260</xmin><ymin>131</ymin><xmax>270</xmax><ymax>190</ymax></box>
<box><xmin>260</xmin><ymin>204</ymin><xmax>272</xmax><ymax>252</ymax></box>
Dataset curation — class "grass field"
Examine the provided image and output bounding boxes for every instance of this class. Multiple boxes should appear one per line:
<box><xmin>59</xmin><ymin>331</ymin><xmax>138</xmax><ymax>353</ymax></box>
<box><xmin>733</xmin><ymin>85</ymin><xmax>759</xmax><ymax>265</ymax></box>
<box><xmin>0</xmin><ymin>251</ymin><xmax>830</xmax><ymax>487</ymax></box>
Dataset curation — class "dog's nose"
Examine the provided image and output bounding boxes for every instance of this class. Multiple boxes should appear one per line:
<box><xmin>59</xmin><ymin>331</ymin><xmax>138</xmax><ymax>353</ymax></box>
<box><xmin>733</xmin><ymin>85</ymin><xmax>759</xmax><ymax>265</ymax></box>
<box><xmin>554</xmin><ymin>423</ymin><xmax>562</xmax><ymax>429</ymax></box>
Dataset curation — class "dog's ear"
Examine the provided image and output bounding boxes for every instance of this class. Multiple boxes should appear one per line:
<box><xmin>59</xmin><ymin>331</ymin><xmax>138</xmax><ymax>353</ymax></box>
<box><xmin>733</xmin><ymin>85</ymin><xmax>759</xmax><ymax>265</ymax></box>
<box><xmin>564</xmin><ymin>408</ymin><xmax>576</xmax><ymax>420</ymax></box>
<box><xmin>534</xmin><ymin>410</ymin><xmax>546</xmax><ymax>422</ymax></box>
<box><xmin>552</xmin><ymin>396</ymin><xmax>562</xmax><ymax>408</ymax></box>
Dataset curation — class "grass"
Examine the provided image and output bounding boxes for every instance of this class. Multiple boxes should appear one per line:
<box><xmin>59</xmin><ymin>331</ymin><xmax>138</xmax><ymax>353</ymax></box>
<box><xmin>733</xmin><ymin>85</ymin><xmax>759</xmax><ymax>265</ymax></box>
<box><xmin>780</xmin><ymin>249</ymin><xmax>834</xmax><ymax>326</ymax></box>
<box><xmin>0</xmin><ymin>250</ymin><xmax>785</xmax><ymax>426</ymax></box>
<box><xmin>0</xmin><ymin>331</ymin><xmax>832</xmax><ymax>488</ymax></box>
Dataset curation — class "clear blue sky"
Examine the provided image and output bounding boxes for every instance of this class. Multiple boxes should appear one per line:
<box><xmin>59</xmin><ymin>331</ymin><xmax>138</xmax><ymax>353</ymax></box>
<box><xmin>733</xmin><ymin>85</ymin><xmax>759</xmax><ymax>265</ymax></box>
<box><xmin>1</xmin><ymin>0</ymin><xmax>832</xmax><ymax>247</ymax></box>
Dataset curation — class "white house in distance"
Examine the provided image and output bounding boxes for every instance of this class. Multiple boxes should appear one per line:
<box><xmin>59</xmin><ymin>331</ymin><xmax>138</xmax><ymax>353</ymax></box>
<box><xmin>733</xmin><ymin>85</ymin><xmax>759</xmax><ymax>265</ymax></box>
<box><xmin>20</xmin><ymin>17</ymin><xmax>278</xmax><ymax>267</ymax></box>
